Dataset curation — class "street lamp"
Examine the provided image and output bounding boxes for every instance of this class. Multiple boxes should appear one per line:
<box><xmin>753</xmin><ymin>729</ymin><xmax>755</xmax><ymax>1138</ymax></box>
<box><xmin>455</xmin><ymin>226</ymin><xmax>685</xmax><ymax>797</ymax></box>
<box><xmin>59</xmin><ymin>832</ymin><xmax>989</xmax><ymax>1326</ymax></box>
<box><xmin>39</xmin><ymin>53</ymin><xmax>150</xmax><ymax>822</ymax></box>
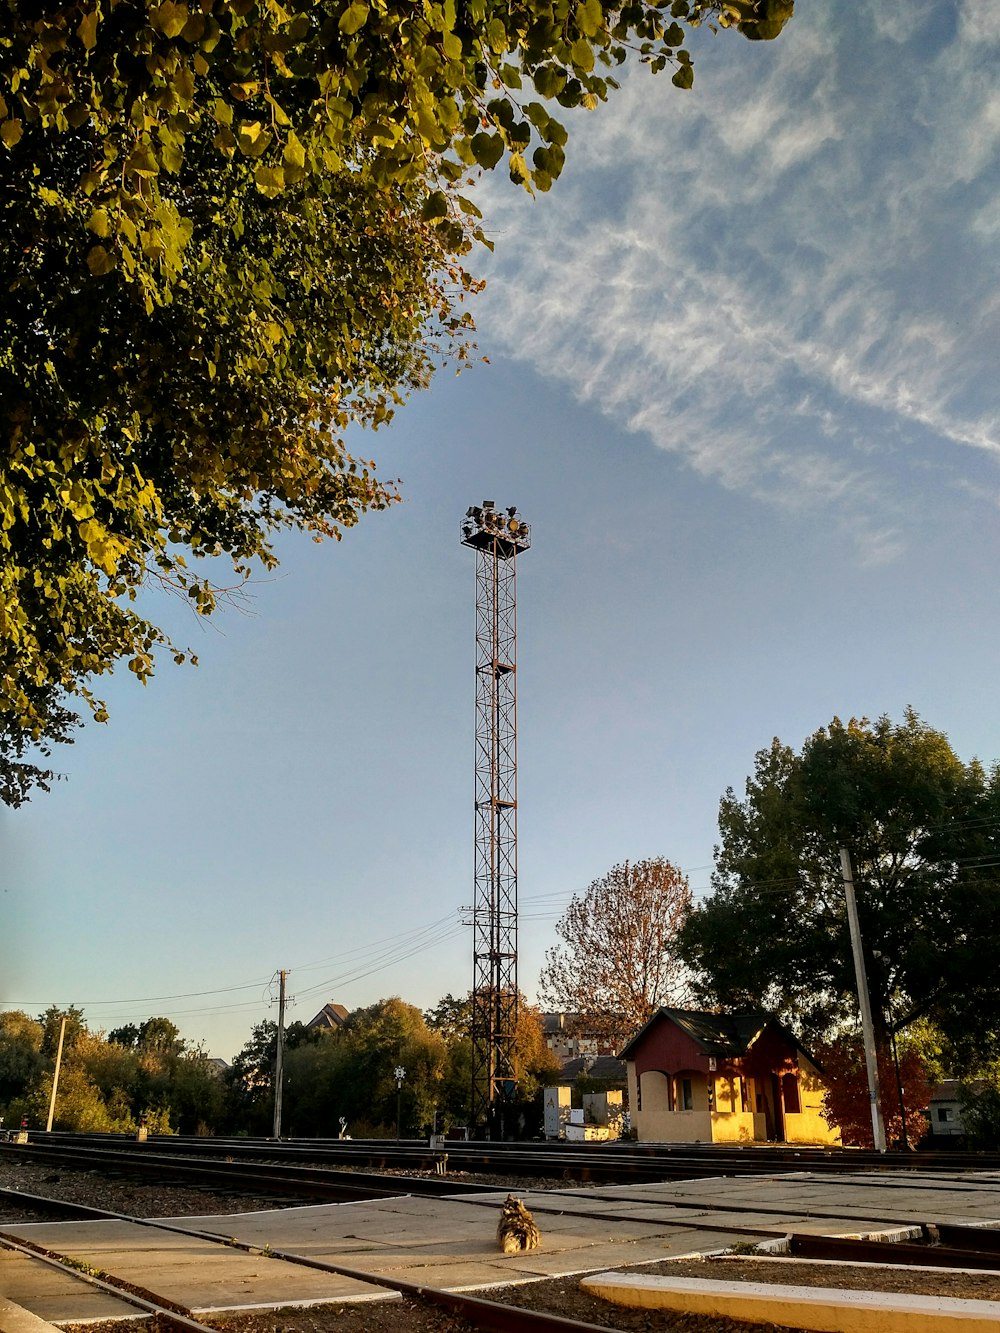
<box><xmin>394</xmin><ymin>1066</ymin><xmax>406</xmax><ymax>1141</ymax></box>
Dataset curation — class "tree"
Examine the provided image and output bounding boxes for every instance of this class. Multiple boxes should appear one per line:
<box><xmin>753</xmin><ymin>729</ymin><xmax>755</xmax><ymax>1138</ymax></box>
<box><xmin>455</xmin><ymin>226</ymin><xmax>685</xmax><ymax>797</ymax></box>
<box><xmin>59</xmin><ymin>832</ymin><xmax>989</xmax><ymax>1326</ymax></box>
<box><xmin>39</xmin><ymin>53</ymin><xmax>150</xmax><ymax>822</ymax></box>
<box><xmin>679</xmin><ymin>710</ymin><xmax>1000</xmax><ymax>1060</ymax></box>
<box><xmin>37</xmin><ymin>1005</ymin><xmax>87</xmax><ymax>1057</ymax></box>
<box><xmin>0</xmin><ymin>1011</ymin><xmax>45</xmax><ymax>1108</ymax></box>
<box><xmin>0</xmin><ymin>0</ymin><xmax>793</xmax><ymax>801</ymax></box>
<box><xmin>814</xmin><ymin>1034</ymin><xmax>931</xmax><ymax>1150</ymax></box>
<box><xmin>108</xmin><ymin>1016</ymin><xmax>184</xmax><ymax>1053</ymax></box>
<box><xmin>539</xmin><ymin>857</ymin><xmax>692</xmax><ymax>1049</ymax></box>
<box><xmin>278</xmin><ymin>998</ymin><xmax>448</xmax><ymax>1136</ymax></box>
<box><xmin>225</xmin><ymin>1017</ymin><xmax>318</xmax><ymax>1133</ymax></box>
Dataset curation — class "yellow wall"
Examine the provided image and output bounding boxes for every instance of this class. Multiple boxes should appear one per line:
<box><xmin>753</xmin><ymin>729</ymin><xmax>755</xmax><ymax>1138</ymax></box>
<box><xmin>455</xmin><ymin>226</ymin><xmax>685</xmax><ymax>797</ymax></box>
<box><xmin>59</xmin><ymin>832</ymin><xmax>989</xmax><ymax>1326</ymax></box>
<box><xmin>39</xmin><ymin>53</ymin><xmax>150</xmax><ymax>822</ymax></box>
<box><xmin>710</xmin><ymin>1110</ymin><xmax>756</xmax><ymax>1142</ymax></box>
<box><xmin>627</xmin><ymin>1051</ymin><xmax>842</xmax><ymax>1146</ymax></box>
<box><xmin>634</xmin><ymin>1068</ymin><xmax>714</xmax><ymax>1143</ymax></box>
<box><xmin>785</xmin><ymin>1058</ymin><xmax>841</xmax><ymax>1144</ymax></box>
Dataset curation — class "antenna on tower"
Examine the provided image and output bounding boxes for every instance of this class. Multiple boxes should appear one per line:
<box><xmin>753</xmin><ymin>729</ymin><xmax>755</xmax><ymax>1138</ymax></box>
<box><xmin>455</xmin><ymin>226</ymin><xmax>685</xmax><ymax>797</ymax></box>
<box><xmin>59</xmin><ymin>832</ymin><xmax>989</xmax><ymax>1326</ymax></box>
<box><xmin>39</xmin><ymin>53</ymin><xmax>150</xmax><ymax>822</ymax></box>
<box><xmin>461</xmin><ymin>501</ymin><xmax>531</xmax><ymax>1140</ymax></box>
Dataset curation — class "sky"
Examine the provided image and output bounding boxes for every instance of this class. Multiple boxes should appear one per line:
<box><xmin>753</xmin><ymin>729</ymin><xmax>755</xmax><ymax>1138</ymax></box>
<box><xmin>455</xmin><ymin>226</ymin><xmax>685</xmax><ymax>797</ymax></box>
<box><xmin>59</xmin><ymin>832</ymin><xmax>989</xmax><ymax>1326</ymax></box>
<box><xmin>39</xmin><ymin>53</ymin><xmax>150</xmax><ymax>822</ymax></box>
<box><xmin>4</xmin><ymin>0</ymin><xmax>1000</xmax><ymax>1060</ymax></box>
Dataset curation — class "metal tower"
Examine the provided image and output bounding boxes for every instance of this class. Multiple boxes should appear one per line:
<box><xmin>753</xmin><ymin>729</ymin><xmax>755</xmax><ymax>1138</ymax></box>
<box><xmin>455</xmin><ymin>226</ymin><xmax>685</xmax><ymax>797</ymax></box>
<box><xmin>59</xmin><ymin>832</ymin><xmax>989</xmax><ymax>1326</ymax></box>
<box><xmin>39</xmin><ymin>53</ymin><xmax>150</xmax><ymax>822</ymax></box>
<box><xmin>461</xmin><ymin>500</ymin><xmax>530</xmax><ymax>1138</ymax></box>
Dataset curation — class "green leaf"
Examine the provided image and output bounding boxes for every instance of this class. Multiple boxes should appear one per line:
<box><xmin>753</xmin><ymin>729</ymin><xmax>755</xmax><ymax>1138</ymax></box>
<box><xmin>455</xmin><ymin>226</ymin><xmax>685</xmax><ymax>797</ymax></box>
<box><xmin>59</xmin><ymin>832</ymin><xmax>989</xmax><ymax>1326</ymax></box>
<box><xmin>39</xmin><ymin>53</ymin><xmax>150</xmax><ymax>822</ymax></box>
<box><xmin>671</xmin><ymin>63</ymin><xmax>694</xmax><ymax>88</ymax></box>
<box><xmin>339</xmin><ymin>3</ymin><xmax>370</xmax><ymax>34</ymax></box>
<box><xmin>87</xmin><ymin>209</ymin><xmax>113</xmax><ymax>238</ymax></box>
<box><xmin>85</xmin><ymin>245</ymin><xmax>116</xmax><ymax>276</ymax></box>
<box><xmin>77</xmin><ymin>10</ymin><xmax>99</xmax><ymax>50</ymax></box>
<box><xmin>577</xmin><ymin>0</ymin><xmax>604</xmax><ymax>39</ymax></box>
<box><xmin>1</xmin><ymin>119</ymin><xmax>23</xmax><ymax>149</ymax></box>
<box><xmin>151</xmin><ymin>1</ymin><xmax>189</xmax><ymax>39</ymax></box>
<box><xmin>508</xmin><ymin>152</ymin><xmax>529</xmax><ymax>185</ymax></box>
<box><xmin>471</xmin><ymin>131</ymin><xmax>504</xmax><ymax>169</ymax></box>
<box><xmin>570</xmin><ymin>39</ymin><xmax>596</xmax><ymax>72</ymax></box>
<box><xmin>237</xmin><ymin>122</ymin><xmax>273</xmax><ymax>158</ymax></box>
<box><xmin>421</xmin><ymin>190</ymin><xmax>449</xmax><ymax>221</ymax></box>
<box><xmin>254</xmin><ymin>163</ymin><xmax>286</xmax><ymax>196</ymax></box>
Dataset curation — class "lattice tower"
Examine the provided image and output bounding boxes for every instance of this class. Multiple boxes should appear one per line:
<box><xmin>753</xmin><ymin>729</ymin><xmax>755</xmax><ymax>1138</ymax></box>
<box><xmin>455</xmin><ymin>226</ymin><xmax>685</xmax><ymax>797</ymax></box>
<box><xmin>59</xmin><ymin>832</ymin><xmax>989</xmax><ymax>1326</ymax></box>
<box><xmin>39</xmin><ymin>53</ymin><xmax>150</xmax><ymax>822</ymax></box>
<box><xmin>461</xmin><ymin>500</ymin><xmax>530</xmax><ymax>1138</ymax></box>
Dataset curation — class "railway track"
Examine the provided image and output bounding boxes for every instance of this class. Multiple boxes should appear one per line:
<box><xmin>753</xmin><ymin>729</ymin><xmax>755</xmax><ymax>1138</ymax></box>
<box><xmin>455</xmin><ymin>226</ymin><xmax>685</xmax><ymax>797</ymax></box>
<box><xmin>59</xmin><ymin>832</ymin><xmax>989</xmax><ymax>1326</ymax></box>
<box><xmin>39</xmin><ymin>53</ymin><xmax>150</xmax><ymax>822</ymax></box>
<box><xmin>6</xmin><ymin>1154</ymin><xmax>1000</xmax><ymax>1330</ymax></box>
<box><xmin>23</xmin><ymin>1129</ymin><xmax>1000</xmax><ymax>1185</ymax></box>
<box><xmin>5</xmin><ymin>1173</ymin><xmax>1000</xmax><ymax>1331</ymax></box>
<box><xmin>0</xmin><ymin>1138</ymin><xmax>503</xmax><ymax>1203</ymax></box>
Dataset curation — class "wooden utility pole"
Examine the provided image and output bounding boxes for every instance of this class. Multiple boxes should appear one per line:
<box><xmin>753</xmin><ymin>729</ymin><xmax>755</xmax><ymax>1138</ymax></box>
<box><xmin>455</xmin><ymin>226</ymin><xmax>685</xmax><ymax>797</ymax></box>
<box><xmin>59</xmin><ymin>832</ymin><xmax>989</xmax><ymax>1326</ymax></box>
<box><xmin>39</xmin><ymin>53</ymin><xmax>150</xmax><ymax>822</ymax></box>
<box><xmin>45</xmin><ymin>1015</ymin><xmax>67</xmax><ymax>1133</ymax></box>
<box><xmin>839</xmin><ymin>847</ymin><xmax>887</xmax><ymax>1152</ymax></box>
<box><xmin>273</xmin><ymin>969</ymin><xmax>288</xmax><ymax>1140</ymax></box>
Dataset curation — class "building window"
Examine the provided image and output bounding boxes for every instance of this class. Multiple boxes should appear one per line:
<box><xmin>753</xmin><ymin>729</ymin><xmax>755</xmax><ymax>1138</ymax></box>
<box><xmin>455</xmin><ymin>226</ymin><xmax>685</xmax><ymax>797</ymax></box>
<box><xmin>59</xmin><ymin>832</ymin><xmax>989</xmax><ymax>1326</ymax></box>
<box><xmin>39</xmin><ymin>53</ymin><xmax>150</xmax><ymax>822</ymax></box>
<box><xmin>681</xmin><ymin>1078</ymin><xmax>694</xmax><ymax>1110</ymax></box>
<box><xmin>937</xmin><ymin>1107</ymin><xmax>953</xmax><ymax>1123</ymax></box>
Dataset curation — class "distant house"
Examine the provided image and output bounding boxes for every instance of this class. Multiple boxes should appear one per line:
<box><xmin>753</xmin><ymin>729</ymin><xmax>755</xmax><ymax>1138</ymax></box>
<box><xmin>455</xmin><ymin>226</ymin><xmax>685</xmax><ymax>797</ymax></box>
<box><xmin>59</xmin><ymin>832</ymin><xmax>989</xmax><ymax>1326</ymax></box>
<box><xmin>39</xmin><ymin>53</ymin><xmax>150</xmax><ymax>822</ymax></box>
<box><xmin>306</xmin><ymin>1002</ymin><xmax>349</xmax><ymax>1032</ymax></box>
<box><xmin>926</xmin><ymin>1079</ymin><xmax>981</xmax><ymax>1140</ymax></box>
<box><xmin>618</xmin><ymin>1008</ymin><xmax>840</xmax><ymax>1146</ymax></box>
<box><xmin>541</xmin><ymin>1012</ymin><xmax>617</xmax><ymax>1060</ymax></box>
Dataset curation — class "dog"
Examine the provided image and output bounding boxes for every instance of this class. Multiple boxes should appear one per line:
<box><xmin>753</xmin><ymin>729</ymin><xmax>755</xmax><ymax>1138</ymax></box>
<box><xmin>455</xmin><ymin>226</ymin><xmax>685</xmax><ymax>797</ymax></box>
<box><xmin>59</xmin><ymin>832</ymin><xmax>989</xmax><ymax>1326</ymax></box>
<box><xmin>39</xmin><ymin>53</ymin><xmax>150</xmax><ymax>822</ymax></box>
<box><xmin>496</xmin><ymin>1193</ymin><xmax>541</xmax><ymax>1253</ymax></box>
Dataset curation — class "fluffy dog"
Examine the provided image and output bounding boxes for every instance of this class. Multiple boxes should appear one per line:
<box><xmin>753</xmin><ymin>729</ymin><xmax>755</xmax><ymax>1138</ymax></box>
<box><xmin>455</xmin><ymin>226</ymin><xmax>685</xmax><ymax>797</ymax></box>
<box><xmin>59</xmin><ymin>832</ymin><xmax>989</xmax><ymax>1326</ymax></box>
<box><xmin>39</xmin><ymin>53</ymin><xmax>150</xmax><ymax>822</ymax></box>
<box><xmin>497</xmin><ymin>1194</ymin><xmax>541</xmax><ymax>1253</ymax></box>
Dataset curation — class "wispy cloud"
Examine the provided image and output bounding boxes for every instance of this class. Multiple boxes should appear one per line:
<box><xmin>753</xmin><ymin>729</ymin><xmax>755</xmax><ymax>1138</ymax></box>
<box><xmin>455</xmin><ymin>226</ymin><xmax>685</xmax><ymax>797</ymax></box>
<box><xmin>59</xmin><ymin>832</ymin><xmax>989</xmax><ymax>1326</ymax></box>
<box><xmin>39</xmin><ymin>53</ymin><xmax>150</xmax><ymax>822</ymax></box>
<box><xmin>474</xmin><ymin>0</ymin><xmax>1000</xmax><ymax>556</ymax></box>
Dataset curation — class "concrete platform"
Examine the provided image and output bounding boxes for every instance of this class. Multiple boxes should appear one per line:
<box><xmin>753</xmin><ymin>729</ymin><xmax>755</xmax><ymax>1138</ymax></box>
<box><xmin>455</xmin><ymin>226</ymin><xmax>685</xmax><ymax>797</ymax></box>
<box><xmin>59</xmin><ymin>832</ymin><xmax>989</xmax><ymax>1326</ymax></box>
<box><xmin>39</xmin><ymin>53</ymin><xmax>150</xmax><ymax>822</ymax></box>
<box><xmin>579</xmin><ymin>1272</ymin><xmax>1000</xmax><ymax>1332</ymax></box>
<box><xmin>4</xmin><ymin>1171</ymin><xmax>1000</xmax><ymax>1322</ymax></box>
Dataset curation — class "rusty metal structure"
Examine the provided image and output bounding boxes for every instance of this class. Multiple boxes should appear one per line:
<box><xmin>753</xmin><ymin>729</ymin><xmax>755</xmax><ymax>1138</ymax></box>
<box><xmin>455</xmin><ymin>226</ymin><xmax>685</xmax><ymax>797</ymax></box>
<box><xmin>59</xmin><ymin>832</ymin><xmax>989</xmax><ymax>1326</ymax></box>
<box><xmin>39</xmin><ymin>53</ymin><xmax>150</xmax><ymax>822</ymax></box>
<box><xmin>461</xmin><ymin>500</ymin><xmax>530</xmax><ymax>1138</ymax></box>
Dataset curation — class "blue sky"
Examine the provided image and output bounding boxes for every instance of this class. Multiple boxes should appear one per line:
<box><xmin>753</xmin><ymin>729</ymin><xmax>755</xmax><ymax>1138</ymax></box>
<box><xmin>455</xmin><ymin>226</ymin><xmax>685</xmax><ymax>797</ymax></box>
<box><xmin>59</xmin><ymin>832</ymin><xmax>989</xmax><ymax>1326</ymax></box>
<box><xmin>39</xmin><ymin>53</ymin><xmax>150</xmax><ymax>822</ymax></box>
<box><xmin>4</xmin><ymin>0</ymin><xmax>1000</xmax><ymax>1060</ymax></box>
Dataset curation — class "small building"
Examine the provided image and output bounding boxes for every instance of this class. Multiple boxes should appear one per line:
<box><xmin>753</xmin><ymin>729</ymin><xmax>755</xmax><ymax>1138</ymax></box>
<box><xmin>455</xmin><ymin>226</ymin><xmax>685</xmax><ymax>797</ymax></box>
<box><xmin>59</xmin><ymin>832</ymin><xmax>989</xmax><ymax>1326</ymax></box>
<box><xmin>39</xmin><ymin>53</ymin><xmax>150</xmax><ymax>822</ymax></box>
<box><xmin>541</xmin><ymin>1012</ymin><xmax>617</xmax><ymax>1060</ymax></box>
<box><xmin>926</xmin><ymin>1079</ymin><xmax>979</xmax><ymax>1140</ymax></box>
<box><xmin>618</xmin><ymin>1008</ymin><xmax>839</xmax><ymax>1146</ymax></box>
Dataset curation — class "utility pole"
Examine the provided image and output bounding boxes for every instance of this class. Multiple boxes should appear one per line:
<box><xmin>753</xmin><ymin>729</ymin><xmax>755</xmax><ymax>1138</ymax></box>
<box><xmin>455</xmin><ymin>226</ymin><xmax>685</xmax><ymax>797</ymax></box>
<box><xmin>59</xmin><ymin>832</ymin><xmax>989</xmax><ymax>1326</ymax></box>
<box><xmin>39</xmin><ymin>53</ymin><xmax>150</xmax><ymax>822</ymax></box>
<box><xmin>46</xmin><ymin>1015</ymin><xmax>67</xmax><ymax>1133</ymax></box>
<box><xmin>839</xmin><ymin>847</ymin><xmax>887</xmax><ymax>1153</ymax></box>
<box><xmin>273</xmin><ymin>969</ymin><xmax>288</xmax><ymax>1140</ymax></box>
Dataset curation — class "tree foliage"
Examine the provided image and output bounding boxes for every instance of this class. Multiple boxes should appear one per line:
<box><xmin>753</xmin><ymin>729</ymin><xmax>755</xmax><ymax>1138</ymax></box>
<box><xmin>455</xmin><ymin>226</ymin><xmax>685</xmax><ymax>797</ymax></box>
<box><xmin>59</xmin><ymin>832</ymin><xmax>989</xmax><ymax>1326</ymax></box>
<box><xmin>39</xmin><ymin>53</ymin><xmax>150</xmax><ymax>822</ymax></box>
<box><xmin>0</xmin><ymin>1008</ymin><xmax>225</xmax><ymax>1132</ymax></box>
<box><xmin>814</xmin><ymin>1034</ymin><xmax>931</xmax><ymax>1150</ymax></box>
<box><xmin>539</xmin><ymin>857</ymin><xmax>692</xmax><ymax>1049</ymax></box>
<box><xmin>0</xmin><ymin>0</ymin><xmax>793</xmax><ymax>801</ymax></box>
<box><xmin>957</xmin><ymin>1077</ymin><xmax>1000</xmax><ymax>1151</ymax></box>
<box><xmin>0</xmin><ymin>1010</ymin><xmax>44</xmax><ymax>1104</ymax></box>
<box><xmin>679</xmin><ymin>710</ymin><xmax>1000</xmax><ymax>1059</ymax></box>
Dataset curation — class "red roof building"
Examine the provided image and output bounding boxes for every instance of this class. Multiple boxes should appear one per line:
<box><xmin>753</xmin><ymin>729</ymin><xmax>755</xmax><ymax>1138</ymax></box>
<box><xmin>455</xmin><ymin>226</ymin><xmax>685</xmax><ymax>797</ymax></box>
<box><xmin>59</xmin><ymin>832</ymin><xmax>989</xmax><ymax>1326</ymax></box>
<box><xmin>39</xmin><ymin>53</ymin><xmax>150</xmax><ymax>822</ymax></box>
<box><xmin>618</xmin><ymin>1008</ymin><xmax>840</xmax><ymax>1145</ymax></box>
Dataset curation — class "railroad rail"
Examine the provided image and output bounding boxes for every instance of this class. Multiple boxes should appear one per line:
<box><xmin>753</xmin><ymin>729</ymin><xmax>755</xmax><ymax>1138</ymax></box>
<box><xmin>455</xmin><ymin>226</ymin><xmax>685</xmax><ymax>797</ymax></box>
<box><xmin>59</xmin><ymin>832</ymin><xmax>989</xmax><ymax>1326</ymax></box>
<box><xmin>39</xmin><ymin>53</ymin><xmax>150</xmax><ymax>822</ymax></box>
<box><xmin>21</xmin><ymin>1129</ymin><xmax>1000</xmax><ymax>1185</ymax></box>
<box><xmin>0</xmin><ymin>1137</ymin><xmax>506</xmax><ymax>1202</ymax></box>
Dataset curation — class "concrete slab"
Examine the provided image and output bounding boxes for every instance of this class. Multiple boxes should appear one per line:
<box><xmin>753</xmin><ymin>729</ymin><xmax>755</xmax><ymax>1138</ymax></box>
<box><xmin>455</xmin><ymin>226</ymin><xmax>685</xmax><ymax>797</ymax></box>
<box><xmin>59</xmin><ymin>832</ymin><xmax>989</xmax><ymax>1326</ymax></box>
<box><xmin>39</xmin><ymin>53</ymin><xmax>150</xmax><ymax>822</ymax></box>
<box><xmin>580</xmin><ymin>1272</ymin><xmax>1000</xmax><ymax>1332</ymax></box>
<box><xmin>0</xmin><ymin>1297</ymin><xmax>64</xmax><ymax>1333</ymax></box>
<box><xmin>6</xmin><ymin>1169</ymin><xmax>1000</xmax><ymax>1321</ymax></box>
<box><xmin>0</xmin><ymin>1246</ymin><xmax>139</xmax><ymax>1325</ymax></box>
<box><xmin>3</xmin><ymin>1219</ymin><xmax>379</xmax><ymax>1313</ymax></box>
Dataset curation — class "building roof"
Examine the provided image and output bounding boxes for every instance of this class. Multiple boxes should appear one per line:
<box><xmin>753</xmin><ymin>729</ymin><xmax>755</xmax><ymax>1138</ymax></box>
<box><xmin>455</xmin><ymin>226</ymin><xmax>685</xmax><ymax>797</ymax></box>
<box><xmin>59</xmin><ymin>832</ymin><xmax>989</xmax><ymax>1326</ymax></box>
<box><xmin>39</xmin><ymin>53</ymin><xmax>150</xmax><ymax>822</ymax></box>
<box><xmin>618</xmin><ymin>1007</ymin><xmax>804</xmax><ymax>1062</ymax></box>
<box><xmin>306</xmin><ymin>1002</ymin><xmax>349</xmax><ymax>1030</ymax></box>
<box><xmin>560</xmin><ymin>1055</ymin><xmax>628</xmax><ymax>1083</ymax></box>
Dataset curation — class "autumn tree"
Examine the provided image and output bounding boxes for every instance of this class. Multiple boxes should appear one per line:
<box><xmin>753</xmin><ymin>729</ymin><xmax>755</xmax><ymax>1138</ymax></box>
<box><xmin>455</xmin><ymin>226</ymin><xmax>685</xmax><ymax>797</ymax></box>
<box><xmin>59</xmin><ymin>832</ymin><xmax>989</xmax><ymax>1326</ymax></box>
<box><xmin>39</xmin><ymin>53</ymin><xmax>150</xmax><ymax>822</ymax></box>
<box><xmin>814</xmin><ymin>1035</ymin><xmax>932</xmax><ymax>1150</ymax></box>
<box><xmin>0</xmin><ymin>0</ymin><xmax>793</xmax><ymax>802</ymax></box>
<box><xmin>539</xmin><ymin>858</ymin><xmax>692</xmax><ymax>1050</ymax></box>
<box><xmin>678</xmin><ymin>710</ymin><xmax>1000</xmax><ymax>1063</ymax></box>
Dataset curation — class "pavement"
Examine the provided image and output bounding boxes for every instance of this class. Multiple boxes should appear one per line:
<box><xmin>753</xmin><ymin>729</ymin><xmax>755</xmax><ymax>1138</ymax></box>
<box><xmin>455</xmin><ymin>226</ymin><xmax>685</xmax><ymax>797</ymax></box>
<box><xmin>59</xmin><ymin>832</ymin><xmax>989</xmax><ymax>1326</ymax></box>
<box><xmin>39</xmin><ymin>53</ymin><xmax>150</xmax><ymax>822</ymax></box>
<box><xmin>3</xmin><ymin>1169</ymin><xmax>1000</xmax><ymax>1328</ymax></box>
